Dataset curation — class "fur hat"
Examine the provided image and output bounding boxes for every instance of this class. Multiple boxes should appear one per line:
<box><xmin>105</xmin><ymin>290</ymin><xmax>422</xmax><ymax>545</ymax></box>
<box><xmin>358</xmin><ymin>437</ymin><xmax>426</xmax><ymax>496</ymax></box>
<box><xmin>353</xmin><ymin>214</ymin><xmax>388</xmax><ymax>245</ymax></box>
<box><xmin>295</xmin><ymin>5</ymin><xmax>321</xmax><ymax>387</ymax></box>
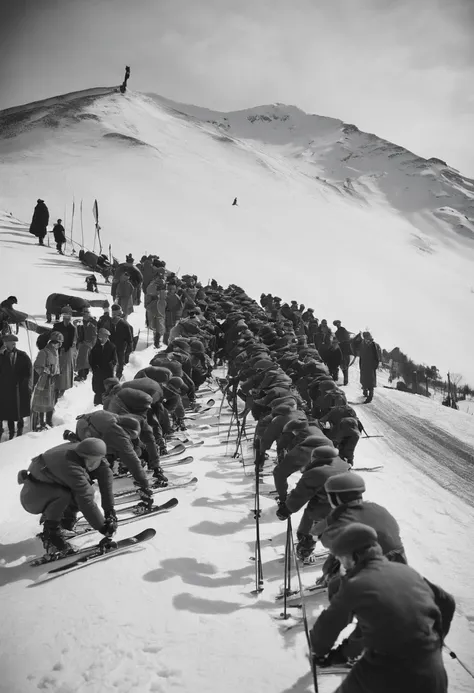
<box><xmin>310</xmin><ymin>445</ymin><xmax>338</xmax><ymax>461</ymax></box>
<box><xmin>331</xmin><ymin>523</ymin><xmax>378</xmax><ymax>557</ymax></box>
<box><xmin>165</xmin><ymin>376</ymin><xmax>187</xmax><ymax>396</ymax></box>
<box><xmin>76</xmin><ymin>438</ymin><xmax>107</xmax><ymax>458</ymax></box>
<box><xmin>299</xmin><ymin>435</ymin><xmax>329</xmax><ymax>448</ymax></box>
<box><xmin>117</xmin><ymin>415</ymin><xmax>141</xmax><ymax>438</ymax></box>
<box><xmin>325</xmin><ymin>472</ymin><xmax>365</xmax><ymax>495</ymax></box>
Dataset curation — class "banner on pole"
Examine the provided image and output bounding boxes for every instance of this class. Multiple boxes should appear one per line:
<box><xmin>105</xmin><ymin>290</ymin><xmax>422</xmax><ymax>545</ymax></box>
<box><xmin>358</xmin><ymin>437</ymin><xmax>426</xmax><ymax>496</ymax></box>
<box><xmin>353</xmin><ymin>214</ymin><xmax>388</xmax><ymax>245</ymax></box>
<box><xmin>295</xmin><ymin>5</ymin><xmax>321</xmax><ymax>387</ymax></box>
<box><xmin>92</xmin><ymin>199</ymin><xmax>102</xmax><ymax>255</ymax></box>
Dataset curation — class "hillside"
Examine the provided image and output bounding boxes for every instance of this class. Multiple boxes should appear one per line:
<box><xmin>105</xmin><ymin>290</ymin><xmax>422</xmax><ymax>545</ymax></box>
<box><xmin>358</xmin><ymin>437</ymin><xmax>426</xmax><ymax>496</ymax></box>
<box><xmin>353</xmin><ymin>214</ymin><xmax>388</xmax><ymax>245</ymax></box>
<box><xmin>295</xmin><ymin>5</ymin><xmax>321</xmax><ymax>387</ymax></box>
<box><xmin>1</xmin><ymin>88</ymin><xmax>474</xmax><ymax>381</ymax></box>
<box><xmin>0</xmin><ymin>224</ymin><xmax>474</xmax><ymax>693</ymax></box>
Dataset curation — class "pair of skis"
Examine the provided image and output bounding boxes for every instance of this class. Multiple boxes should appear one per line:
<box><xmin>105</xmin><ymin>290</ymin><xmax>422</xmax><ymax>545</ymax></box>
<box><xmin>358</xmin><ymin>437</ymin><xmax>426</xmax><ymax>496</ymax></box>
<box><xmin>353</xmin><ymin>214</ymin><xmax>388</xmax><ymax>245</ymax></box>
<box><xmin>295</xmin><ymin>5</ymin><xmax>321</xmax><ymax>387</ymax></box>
<box><xmin>32</xmin><ymin>527</ymin><xmax>159</xmax><ymax>577</ymax></box>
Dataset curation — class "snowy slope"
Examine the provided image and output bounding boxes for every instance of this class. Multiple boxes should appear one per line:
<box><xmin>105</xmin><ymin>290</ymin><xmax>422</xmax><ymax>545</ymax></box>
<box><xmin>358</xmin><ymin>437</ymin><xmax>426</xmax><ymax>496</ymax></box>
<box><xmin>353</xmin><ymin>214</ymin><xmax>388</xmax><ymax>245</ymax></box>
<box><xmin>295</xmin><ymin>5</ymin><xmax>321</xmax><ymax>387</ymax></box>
<box><xmin>0</xmin><ymin>89</ymin><xmax>474</xmax><ymax>382</ymax></box>
<box><xmin>1</xmin><ymin>223</ymin><xmax>474</xmax><ymax>693</ymax></box>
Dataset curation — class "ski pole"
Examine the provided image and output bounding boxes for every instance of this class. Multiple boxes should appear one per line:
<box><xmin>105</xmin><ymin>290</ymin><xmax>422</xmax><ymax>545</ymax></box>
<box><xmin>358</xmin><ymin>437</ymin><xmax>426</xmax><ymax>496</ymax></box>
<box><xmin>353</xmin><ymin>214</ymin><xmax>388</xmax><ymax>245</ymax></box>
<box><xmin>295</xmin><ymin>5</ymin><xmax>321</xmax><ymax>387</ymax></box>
<box><xmin>289</xmin><ymin>522</ymin><xmax>319</xmax><ymax>692</ymax></box>
<box><xmin>445</xmin><ymin>645</ymin><xmax>474</xmax><ymax>680</ymax></box>
<box><xmin>281</xmin><ymin>520</ymin><xmax>292</xmax><ymax>619</ymax></box>
<box><xmin>251</xmin><ymin>439</ymin><xmax>264</xmax><ymax>594</ymax></box>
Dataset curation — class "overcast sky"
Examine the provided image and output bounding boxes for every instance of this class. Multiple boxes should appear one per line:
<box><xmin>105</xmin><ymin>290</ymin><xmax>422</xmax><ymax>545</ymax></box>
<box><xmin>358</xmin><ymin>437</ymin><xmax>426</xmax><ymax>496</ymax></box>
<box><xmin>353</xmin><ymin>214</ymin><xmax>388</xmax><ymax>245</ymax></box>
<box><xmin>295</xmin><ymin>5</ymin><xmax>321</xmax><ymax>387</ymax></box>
<box><xmin>1</xmin><ymin>0</ymin><xmax>473</xmax><ymax>174</ymax></box>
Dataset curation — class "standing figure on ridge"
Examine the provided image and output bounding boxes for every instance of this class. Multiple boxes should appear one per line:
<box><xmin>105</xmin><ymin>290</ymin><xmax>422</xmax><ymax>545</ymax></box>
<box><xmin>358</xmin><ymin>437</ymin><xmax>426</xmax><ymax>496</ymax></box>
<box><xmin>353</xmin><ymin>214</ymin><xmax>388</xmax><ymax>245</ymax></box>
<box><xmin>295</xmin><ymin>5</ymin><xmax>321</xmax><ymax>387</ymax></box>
<box><xmin>120</xmin><ymin>65</ymin><xmax>131</xmax><ymax>93</ymax></box>
<box><xmin>29</xmin><ymin>199</ymin><xmax>49</xmax><ymax>246</ymax></box>
<box><xmin>52</xmin><ymin>219</ymin><xmax>66</xmax><ymax>255</ymax></box>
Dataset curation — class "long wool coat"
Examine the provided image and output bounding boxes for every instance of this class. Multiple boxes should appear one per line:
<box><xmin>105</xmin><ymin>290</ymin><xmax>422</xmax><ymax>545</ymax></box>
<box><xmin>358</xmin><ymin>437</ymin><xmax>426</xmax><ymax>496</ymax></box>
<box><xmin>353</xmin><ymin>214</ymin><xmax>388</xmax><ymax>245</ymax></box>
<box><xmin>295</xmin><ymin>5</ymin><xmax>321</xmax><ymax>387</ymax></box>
<box><xmin>0</xmin><ymin>348</ymin><xmax>32</xmax><ymax>420</ymax></box>
<box><xmin>116</xmin><ymin>279</ymin><xmax>134</xmax><ymax>317</ymax></box>
<box><xmin>31</xmin><ymin>345</ymin><xmax>60</xmax><ymax>412</ymax></box>
<box><xmin>76</xmin><ymin>318</ymin><xmax>98</xmax><ymax>371</ymax></box>
<box><xmin>52</xmin><ymin>321</ymin><xmax>77</xmax><ymax>392</ymax></box>
<box><xmin>359</xmin><ymin>339</ymin><xmax>381</xmax><ymax>389</ymax></box>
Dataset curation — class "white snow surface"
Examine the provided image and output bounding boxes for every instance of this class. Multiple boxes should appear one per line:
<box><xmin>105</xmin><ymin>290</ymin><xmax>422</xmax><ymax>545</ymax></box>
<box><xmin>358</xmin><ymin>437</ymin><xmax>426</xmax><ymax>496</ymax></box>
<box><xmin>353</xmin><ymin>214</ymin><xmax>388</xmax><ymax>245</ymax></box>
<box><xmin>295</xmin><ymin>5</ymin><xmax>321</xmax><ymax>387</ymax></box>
<box><xmin>0</xmin><ymin>89</ymin><xmax>474</xmax><ymax>381</ymax></box>
<box><xmin>0</xmin><ymin>224</ymin><xmax>474</xmax><ymax>692</ymax></box>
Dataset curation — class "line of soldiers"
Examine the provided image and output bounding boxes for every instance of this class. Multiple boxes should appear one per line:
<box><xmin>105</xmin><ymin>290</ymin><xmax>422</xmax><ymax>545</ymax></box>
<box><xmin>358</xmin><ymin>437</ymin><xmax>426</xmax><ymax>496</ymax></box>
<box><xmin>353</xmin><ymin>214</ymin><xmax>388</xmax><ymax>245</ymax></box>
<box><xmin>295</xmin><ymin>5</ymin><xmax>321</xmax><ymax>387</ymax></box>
<box><xmin>18</xmin><ymin>328</ymin><xmax>215</xmax><ymax>558</ymax></box>
<box><xmin>217</xmin><ymin>288</ymin><xmax>454</xmax><ymax>693</ymax></box>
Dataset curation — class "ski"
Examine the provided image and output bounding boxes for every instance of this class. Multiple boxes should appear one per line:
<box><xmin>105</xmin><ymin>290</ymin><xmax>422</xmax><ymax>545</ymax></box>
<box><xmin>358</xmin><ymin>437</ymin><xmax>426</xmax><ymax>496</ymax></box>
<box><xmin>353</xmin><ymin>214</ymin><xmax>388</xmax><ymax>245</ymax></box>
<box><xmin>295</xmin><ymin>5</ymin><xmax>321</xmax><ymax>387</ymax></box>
<box><xmin>161</xmin><ymin>455</ymin><xmax>194</xmax><ymax>469</ymax></box>
<box><xmin>185</xmin><ymin>406</ymin><xmax>215</xmax><ymax>420</ymax></box>
<box><xmin>275</xmin><ymin>583</ymin><xmax>327</xmax><ymax>602</ymax></box>
<box><xmin>74</xmin><ymin>498</ymin><xmax>179</xmax><ymax>535</ymax></box>
<box><xmin>352</xmin><ymin>465</ymin><xmax>384</xmax><ymax>472</ymax></box>
<box><xmin>45</xmin><ymin>528</ymin><xmax>157</xmax><ymax>576</ymax></box>
<box><xmin>114</xmin><ymin>476</ymin><xmax>198</xmax><ymax>503</ymax></box>
<box><xmin>161</xmin><ymin>443</ymin><xmax>186</xmax><ymax>458</ymax></box>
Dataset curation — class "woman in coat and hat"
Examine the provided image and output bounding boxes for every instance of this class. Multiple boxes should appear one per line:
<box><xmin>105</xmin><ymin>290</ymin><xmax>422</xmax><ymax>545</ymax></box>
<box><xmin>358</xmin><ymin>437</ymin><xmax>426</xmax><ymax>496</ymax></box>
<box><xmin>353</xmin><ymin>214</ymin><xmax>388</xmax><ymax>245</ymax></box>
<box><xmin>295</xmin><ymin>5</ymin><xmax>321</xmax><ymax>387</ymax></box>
<box><xmin>52</xmin><ymin>306</ymin><xmax>77</xmax><ymax>397</ymax></box>
<box><xmin>31</xmin><ymin>331</ymin><xmax>63</xmax><ymax>430</ymax></box>
<box><xmin>0</xmin><ymin>334</ymin><xmax>32</xmax><ymax>440</ymax></box>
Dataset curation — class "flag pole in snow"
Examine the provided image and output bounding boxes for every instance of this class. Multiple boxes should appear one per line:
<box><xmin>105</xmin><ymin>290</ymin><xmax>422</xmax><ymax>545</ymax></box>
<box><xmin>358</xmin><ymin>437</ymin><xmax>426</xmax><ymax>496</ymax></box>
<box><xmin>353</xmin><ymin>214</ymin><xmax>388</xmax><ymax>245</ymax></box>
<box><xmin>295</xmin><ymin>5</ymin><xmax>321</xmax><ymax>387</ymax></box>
<box><xmin>92</xmin><ymin>199</ymin><xmax>102</xmax><ymax>255</ymax></box>
<box><xmin>80</xmin><ymin>200</ymin><xmax>84</xmax><ymax>249</ymax></box>
<box><xmin>70</xmin><ymin>198</ymin><xmax>76</xmax><ymax>254</ymax></box>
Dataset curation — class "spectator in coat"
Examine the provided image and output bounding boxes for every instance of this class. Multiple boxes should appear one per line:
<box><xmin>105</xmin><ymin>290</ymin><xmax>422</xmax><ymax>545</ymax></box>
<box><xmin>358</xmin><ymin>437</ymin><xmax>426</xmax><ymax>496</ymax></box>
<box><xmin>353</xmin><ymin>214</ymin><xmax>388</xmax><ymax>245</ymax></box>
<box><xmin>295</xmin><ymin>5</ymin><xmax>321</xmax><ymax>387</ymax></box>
<box><xmin>29</xmin><ymin>199</ymin><xmax>49</xmax><ymax>245</ymax></box>
<box><xmin>89</xmin><ymin>328</ymin><xmax>117</xmax><ymax>405</ymax></box>
<box><xmin>333</xmin><ymin>320</ymin><xmax>352</xmax><ymax>385</ymax></box>
<box><xmin>145</xmin><ymin>276</ymin><xmax>167</xmax><ymax>347</ymax></box>
<box><xmin>18</xmin><ymin>438</ymin><xmax>117</xmax><ymax>555</ymax></box>
<box><xmin>52</xmin><ymin>219</ymin><xmax>66</xmax><ymax>254</ymax></box>
<box><xmin>52</xmin><ymin>306</ymin><xmax>77</xmax><ymax>397</ymax></box>
<box><xmin>75</xmin><ymin>308</ymin><xmax>98</xmax><ymax>381</ymax></box>
<box><xmin>310</xmin><ymin>523</ymin><xmax>454</xmax><ymax>692</ymax></box>
<box><xmin>276</xmin><ymin>445</ymin><xmax>351</xmax><ymax>560</ymax></box>
<box><xmin>116</xmin><ymin>272</ymin><xmax>134</xmax><ymax>317</ymax></box>
<box><xmin>164</xmin><ymin>283</ymin><xmax>183</xmax><ymax>345</ymax></box>
<box><xmin>320</xmin><ymin>335</ymin><xmax>343</xmax><ymax>382</ymax></box>
<box><xmin>359</xmin><ymin>331</ymin><xmax>382</xmax><ymax>403</ymax></box>
<box><xmin>0</xmin><ymin>335</ymin><xmax>32</xmax><ymax>440</ymax></box>
<box><xmin>31</xmin><ymin>331</ymin><xmax>63</xmax><ymax>430</ymax></box>
<box><xmin>99</xmin><ymin>305</ymin><xmax>132</xmax><ymax>379</ymax></box>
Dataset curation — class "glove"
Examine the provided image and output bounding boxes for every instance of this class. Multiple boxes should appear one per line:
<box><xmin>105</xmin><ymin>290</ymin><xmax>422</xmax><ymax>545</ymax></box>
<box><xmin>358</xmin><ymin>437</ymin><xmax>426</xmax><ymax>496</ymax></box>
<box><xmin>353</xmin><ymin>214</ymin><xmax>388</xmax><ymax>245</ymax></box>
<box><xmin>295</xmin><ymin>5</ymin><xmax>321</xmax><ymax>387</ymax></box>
<box><xmin>102</xmin><ymin>510</ymin><xmax>118</xmax><ymax>537</ymax></box>
<box><xmin>313</xmin><ymin>654</ymin><xmax>333</xmax><ymax>668</ymax></box>
<box><xmin>276</xmin><ymin>502</ymin><xmax>290</xmax><ymax>521</ymax></box>
<box><xmin>137</xmin><ymin>486</ymin><xmax>154</xmax><ymax>509</ymax></box>
<box><xmin>315</xmin><ymin>573</ymin><xmax>330</xmax><ymax>588</ymax></box>
<box><xmin>98</xmin><ymin>536</ymin><xmax>117</xmax><ymax>553</ymax></box>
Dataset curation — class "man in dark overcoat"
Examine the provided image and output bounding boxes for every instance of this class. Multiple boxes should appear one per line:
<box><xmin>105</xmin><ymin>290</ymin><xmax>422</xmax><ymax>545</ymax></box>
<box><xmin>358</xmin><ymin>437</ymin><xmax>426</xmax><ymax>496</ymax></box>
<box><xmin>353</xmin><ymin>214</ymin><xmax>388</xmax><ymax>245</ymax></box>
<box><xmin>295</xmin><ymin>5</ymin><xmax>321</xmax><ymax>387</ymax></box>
<box><xmin>0</xmin><ymin>334</ymin><xmax>32</xmax><ymax>439</ymax></box>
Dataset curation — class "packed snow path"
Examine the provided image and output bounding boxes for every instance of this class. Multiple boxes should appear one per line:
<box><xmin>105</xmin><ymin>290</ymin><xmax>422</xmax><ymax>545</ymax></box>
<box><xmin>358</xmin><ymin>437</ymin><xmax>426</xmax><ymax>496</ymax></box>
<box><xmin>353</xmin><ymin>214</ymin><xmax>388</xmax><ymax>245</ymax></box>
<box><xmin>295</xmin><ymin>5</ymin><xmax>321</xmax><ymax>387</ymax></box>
<box><xmin>1</xmin><ymin>375</ymin><xmax>474</xmax><ymax>693</ymax></box>
<box><xmin>1</xmin><ymin>217</ymin><xmax>474</xmax><ymax>691</ymax></box>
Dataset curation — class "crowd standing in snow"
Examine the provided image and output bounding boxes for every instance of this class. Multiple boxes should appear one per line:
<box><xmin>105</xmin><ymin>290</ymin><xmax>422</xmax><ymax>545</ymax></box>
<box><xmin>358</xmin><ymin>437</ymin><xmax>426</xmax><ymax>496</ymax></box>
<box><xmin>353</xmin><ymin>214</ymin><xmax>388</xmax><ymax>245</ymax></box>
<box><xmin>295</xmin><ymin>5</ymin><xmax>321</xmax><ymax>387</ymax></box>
<box><xmin>0</xmin><ymin>226</ymin><xmax>457</xmax><ymax>692</ymax></box>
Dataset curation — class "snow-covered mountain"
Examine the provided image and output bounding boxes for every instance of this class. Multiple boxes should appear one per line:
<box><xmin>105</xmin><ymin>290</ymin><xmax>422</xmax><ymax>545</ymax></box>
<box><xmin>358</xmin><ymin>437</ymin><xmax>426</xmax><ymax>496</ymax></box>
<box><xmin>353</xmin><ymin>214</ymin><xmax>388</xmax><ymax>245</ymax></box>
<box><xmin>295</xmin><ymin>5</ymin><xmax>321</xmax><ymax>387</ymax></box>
<box><xmin>1</xmin><ymin>87</ymin><xmax>473</xmax><ymax>380</ymax></box>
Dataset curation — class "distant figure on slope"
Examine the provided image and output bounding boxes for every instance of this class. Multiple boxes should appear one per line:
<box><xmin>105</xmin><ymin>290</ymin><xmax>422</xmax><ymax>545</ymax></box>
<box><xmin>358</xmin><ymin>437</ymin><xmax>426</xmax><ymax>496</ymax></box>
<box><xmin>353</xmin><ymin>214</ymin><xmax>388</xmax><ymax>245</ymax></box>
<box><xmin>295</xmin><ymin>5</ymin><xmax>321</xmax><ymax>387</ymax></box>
<box><xmin>29</xmin><ymin>199</ymin><xmax>49</xmax><ymax>246</ymax></box>
<box><xmin>52</xmin><ymin>219</ymin><xmax>66</xmax><ymax>254</ymax></box>
<box><xmin>85</xmin><ymin>274</ymin><xmax>99</xmax><ymax>292</ymax></box>
<box><xmin>120</xmin><ymin>65</ymin><xmax>131</xmax><ymax>93</ymax></box>
<box><xmin>232</xmin><ymin>197</ymin><xmax>238</xmax><ymax>206</ymax></box>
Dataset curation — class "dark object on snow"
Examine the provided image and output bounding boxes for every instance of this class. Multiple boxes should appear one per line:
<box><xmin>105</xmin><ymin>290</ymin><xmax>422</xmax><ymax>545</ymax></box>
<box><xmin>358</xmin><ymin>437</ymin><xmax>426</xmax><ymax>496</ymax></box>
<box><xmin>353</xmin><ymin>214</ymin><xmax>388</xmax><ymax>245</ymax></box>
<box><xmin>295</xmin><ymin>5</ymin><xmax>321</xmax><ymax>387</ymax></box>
<box><xmin>86</xmin><ymin>275</ymin><xmax>99</xmax><ymax>293</ymax></box>
<box><xmin>79</xmin><ymin>250</ymin><xmax>116</xmax><ymax>281</ymax></box>
<box><xmin>119</xmin><ymin>65</ymin><xmax>131</xmax><ymax>94</ymax></box>
<box><xmin>29</xmin><ymin>200</ymin><xmax>49</xmax><ymax>243</ymax></box>
<box><xmin>45</xmin><ymin>294</ymin><xmax>90</xmax><ymax>323</ymax></box>
<box><xmin>232</xmin><ymin>197</ymin><xmax>238</xmax><ymax>206</ymax></box>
